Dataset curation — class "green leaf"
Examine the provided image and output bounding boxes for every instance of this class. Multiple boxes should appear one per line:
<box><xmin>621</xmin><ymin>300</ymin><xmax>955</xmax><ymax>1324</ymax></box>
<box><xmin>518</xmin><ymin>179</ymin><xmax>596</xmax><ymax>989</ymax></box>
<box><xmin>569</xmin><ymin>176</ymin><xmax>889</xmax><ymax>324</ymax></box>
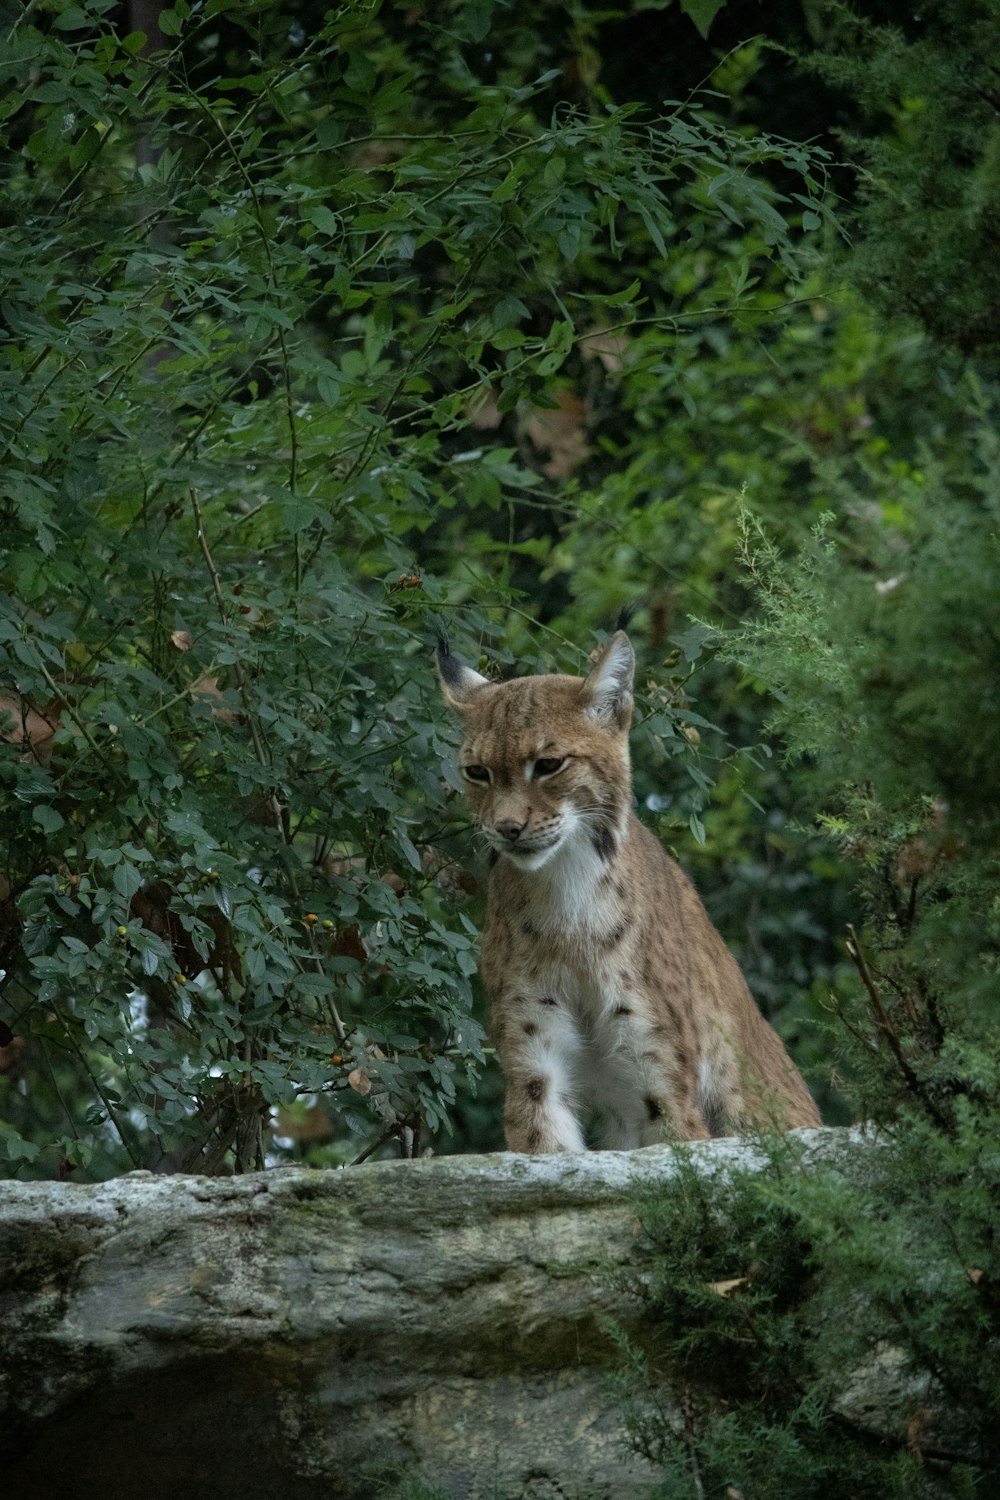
<box><xmin>679</xmin><ymin>0</ymin><xmax>726</xmax><ymax>40</ymax></box>
<box><xmin>453</xmin><ymin>0</ymin><xmax>494</xmax><ymax>42</ymax></box>
<box><xmin>32</xmin><ymin>805</ymin><xmax>65</xmax><ymax>834</ymax></box>
<box><xmin>490</xmin><ymin>328</ymin><xmax>526</xmax><ymax>350</ymax></box>
<box><xmin>492</xmin><ymin>295</ymin><xmax>530</xmax><ymax>328</ymax></box>
<box><xmin>53</xmin><ymin>6</ymin><xmax>90</xmax><ymax>28</ymax></box>
<box><xmin>493</xmin><ymin>160</ymin><xmax>531</xmax><ymax>204</ymax></box>
<box><xmin>304</xmin><ymin>204</ymin><xmax>340</xmax><ymax>236</ymax></box>
<box><xmin>671</xmin><ymin>623</ymin><xmax>715</xmax><ymax>662</ymax></box>
<box><xmin>396</xmin><ymin>828</ymin><xmax>424</xmax><ymax>873</ymax></box>
<box><xmin>0</xmin><ymin>1125</ymin><xmax>41</xmax><ymax>1161</ymax></box>
<box><xmin>113</xmin><ymin>863</ymin><xmax>143</xmax><ymax>901</ymax></box>
<box><xmin>604</xmin><ymin>279</ymin><xmax>641</xmax><ymax>307</ymax></box>
<box><xmin>558</xmin><ymin>223</ymin><xmax>581</xmax><ymax>262</ymax></box>
<box><xmin>343</xmin><ymin>54</ymin><xmax>376</xmax><ymax>92</ymax></box>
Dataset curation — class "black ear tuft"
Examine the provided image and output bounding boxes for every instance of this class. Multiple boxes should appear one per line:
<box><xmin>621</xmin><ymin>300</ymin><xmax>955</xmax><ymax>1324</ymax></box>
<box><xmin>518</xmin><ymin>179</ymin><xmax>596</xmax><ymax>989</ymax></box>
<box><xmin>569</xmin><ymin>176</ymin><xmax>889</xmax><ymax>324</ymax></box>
<box><xmin>435</xmin><ymin>637</ymin><xmax>465</xmax><ymax>691</ymax></box>
<box><xmin>614</xmin><ymin>599</ymin><xmax>641</xmax><ymax>635</ymax></box>
<box><xmin>433</xmin><ymin>629</ymin><xmax>457</xmax><ymax>684</ymax></box>
<box><xmin>434</xmin><ymin>635</ymin><xmax>490</xmax><ymax>704</ymax></box>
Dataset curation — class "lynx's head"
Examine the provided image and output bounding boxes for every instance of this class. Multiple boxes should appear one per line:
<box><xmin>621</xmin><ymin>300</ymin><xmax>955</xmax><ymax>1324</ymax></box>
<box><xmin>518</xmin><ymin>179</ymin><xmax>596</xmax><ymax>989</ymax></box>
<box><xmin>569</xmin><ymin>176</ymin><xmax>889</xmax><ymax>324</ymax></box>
<box><xmin>436</xmin><ymin>632</ymin><xmax>635</xmax><ymax>871</ymax></box>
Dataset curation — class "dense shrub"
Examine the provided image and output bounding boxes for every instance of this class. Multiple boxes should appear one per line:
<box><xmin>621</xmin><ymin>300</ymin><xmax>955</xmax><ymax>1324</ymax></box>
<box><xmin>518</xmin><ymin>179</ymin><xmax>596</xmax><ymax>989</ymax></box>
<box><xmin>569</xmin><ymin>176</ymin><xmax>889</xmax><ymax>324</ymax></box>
<box><xmin>0</xmin><ymin>0</ymin><xmax>830</xmax><ymax>1174</ymax></box>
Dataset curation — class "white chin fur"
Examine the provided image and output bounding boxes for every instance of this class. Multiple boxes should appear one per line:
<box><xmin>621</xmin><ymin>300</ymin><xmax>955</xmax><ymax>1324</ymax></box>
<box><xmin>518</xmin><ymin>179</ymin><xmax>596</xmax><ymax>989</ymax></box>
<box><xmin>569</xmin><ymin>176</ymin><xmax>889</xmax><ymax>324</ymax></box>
<box><xmin>493</xmin><ymin>806</ymin><xmax>579</xmax><ymax>873</ymax></box>
<box><xmin>501</xmin><ymin>842</ymin><xmax>562</xmax><ymax>872</ymax></box>
<box><xmin>499</xmin><ymin>812</ymin><xmax>611</xmax><ymax>934</ymax></box>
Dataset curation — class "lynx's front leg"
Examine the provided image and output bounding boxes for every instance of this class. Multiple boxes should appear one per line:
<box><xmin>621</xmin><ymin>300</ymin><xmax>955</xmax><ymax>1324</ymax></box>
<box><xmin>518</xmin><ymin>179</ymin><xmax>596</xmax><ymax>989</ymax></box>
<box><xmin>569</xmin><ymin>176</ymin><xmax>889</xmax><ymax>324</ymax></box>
<box><xmin>590</xmin><ymin>996</ymin><xmax>710</xmax><ymax>1148</ymax></box>
<box><xmin>493</xmin><ymin>991</ymin><xmax>586</xmax><ymax>1153</ymax></box>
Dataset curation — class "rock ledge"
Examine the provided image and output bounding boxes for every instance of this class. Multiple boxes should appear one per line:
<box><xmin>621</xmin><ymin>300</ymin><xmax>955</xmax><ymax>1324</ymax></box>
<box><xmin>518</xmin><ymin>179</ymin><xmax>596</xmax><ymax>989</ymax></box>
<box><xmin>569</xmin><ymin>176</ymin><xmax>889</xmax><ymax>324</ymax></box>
<box><xmin>0</xmin><ymin>1130</ymin><xmax>850</xmax><ymax>1499</ymax></box>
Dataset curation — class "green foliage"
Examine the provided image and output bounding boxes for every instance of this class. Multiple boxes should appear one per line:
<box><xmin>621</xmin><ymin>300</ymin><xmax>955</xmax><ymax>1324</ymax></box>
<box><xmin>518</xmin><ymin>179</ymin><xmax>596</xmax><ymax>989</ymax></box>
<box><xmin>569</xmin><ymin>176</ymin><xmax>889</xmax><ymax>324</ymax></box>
<box><xmin>725</xmin><ymin>397</ymin><xmax>1000</xmax><ymax>1127</ymax></box>
<box><xmin>0</xmin><ymin>0</ymin><xmax>835</xmax><ymax>1174</ymax></box>
<box><xmin>804</xmin><ymin>0</ymin><xmax>1000</xmax><ymax>360</ymax></box>
<box><xmin>613</xmin><ymin>7</ymin><xmax>1000</xmax><ymax>1492</ymax></box>
<box><xmin>614</xmin><ymin>1136</ymin><xmax>992</xmax><ymax>1497</ymax></box>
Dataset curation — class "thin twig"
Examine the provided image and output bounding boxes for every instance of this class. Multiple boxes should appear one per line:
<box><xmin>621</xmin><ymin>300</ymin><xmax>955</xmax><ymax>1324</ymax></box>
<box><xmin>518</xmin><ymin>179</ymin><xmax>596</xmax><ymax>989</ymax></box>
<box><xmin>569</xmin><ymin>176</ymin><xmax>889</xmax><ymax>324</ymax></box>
<box><xmin>190</xmin><ymin>488</ymin><xmax>350</xmax><ymax>1046</ymax></box>
<box><xmin>52</xmin><ymin>1005</ymin><xmax>143</xmax><ymax>1168</ymax></box>
<box><xmin>819</xmin><ymin>992</ymin><xmax>880</xmax><ymax>1056</ymax></box>
<box><xmin>845</xmin><ymin>925</ymin><xmax>948</xmax><ymax>1129</ymax></box>
<box><xmin>190</xmin><ymin>487</ymin><xmax>282</xmax><ymax>830</ymax></box>
<box><xmin>679</xmin><ymin>1388</ymin><xmax>705</xmax><ymax>1500</ymax></box>
<box><xmin>38</xmin><ymin>1036</ymin><xmax>83</xmax><ymax>1146</ymax></box>
<box><xmin>350</xmin><ymin>1122</ymin><xmax>400</xmax><ymax>1166</ymax></box>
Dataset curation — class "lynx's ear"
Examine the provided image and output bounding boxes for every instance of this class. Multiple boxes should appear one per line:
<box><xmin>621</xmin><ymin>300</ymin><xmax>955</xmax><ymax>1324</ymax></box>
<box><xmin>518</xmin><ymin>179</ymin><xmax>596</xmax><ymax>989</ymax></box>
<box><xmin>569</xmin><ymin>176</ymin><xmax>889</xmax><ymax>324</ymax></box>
<box><xmin>580</xmin><ymin>630</ymin><xmax>635</xmax><ymax>729</ymax></box>
<box><xmin>435</xmin><ymin>636</ymin><xmax>490</xmax><ymax>710</ymax></box>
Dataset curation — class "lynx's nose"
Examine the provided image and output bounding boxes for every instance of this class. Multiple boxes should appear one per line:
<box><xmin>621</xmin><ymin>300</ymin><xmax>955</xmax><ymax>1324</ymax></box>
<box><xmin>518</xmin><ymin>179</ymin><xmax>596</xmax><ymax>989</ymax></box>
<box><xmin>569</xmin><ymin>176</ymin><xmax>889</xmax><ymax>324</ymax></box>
<box><xmin>495</xmin><ymin>818</ymin><xmax>526</xmax><ymax>843</ymax></box>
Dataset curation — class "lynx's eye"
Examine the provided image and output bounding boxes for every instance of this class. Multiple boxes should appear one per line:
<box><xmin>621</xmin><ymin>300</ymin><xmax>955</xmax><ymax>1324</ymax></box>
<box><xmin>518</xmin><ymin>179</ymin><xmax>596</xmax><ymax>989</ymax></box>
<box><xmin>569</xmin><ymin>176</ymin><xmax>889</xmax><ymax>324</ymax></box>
<box><xmin>461</xmin><ymin>763</ymin><xmax>491</xmax><ymax>784</ymax></box>
<box><xmin>532</xmin><ymin>756</ymin><xmax>567</xmax><ymax>780</ymax></box>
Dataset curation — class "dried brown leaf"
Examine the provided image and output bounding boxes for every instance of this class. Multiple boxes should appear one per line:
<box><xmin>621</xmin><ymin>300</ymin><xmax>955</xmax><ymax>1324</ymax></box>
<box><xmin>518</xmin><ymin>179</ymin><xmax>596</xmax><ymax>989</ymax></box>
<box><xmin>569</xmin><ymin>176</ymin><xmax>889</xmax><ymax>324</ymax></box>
<box><xmin>705</xmin><ymin>1276</ymin><xmax>749</xmax><ymax>1297</ymax></box>
<box><xmin>332</xmin><ymin>924</ymin><xmax>367</xmax><ymax>963</ymax></box>
<box><xmin>190</xmin><ymin>675</ymin><xmax>236</xmax><ymax>723</ymax></box>
<box><xmin>906</xmin><ymin>1407</ymin><xmax>933</xmax><ymax>1453</ymax></box>
<box><xmin>521</xmin><ymin>388</ymin><xmax>589</xmax><ymax>479</ymax></box>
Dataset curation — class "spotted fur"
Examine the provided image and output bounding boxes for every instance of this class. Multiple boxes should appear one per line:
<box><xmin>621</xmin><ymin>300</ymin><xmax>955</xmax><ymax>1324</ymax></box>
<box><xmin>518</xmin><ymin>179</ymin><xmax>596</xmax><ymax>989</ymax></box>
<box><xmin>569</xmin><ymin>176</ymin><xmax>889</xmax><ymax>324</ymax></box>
<box><xmin>437</xmin><ymin>631</ymin><xmax>820</xmax><ymax>1152</ymax></box>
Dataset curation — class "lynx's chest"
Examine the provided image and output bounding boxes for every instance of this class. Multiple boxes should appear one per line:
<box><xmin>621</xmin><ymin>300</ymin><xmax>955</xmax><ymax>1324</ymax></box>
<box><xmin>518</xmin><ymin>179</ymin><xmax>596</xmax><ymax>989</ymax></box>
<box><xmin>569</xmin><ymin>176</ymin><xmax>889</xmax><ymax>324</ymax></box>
<box><xmin>483</xmin><ymin>831</ymin><xmax>636</xmax><ymax>1018</ymax></box>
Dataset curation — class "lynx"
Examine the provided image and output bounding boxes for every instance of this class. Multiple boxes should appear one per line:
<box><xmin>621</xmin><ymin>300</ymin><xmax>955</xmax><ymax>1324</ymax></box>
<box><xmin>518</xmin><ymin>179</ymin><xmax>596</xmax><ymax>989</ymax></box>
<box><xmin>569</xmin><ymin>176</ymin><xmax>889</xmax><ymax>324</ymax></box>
<box><xmin>437</xmin><ymin>630</ymin><xmax>820</xmax><ymax>1152</ymax></box>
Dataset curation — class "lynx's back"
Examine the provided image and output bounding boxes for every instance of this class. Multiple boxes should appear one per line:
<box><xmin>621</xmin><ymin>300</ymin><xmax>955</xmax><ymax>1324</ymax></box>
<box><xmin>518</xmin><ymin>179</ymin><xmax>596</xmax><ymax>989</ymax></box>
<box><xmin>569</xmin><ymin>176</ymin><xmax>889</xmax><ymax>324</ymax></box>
<box><xmin>437</xmin><ymin>631</ymin><xmax>820</xmax><ymax>1151</ymax></box>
